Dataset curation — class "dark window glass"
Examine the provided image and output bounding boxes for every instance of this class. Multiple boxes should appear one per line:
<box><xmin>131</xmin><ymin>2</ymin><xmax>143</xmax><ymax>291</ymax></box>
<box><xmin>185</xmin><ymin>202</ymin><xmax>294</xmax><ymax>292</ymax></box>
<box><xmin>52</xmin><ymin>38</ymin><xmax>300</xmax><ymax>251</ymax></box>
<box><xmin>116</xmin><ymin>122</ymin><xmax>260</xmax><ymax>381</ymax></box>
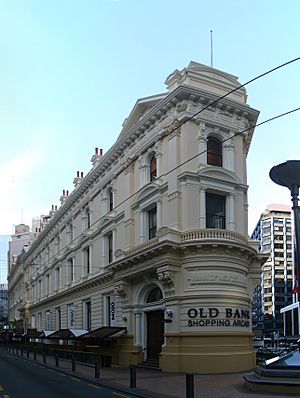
<box><xmin>206</xmin><ymin>193</ymin><xmax>225</xmax><ymax>229</ymax></box>
<box><xmin>109</xmin><ymin>189</ymin><xmax>114</xmax><ymax>212</ymax></box>
<box><xmin>148</xmin><ymin>207</ymin><xmax>157</xmax><ymax>239</ymax></box>
<box><xmin>150</xmin><ymin>156</ymin><xmax>157</xmax><ymax>182</ymax></box>
<box><xmin>86</xmin><ymin>209</ymin><xmax>91</xmax><ymax>229</ymax></box>
<box><xmin>85</xmin><ymin>301</ymin><xmax>91</xmax><ymax>331</ymax></box>
<box><xmin>207</xmin><ymin>137</ymin><xmax>222</xmax><ymax>167</ymax></box>
<box><xmin>146</xmin><ymin>287</ymin><xmax>163</xmax><ymax>303</ymax></box>
<box><xmin>108</xmin><ymin>233</ymin><xmax>113</xmax><ymax>263</ymax></box>
<box><xmin>84</xmin><ymin>247</ymin><xmax>90</xmax><ymax>273</ymax></box>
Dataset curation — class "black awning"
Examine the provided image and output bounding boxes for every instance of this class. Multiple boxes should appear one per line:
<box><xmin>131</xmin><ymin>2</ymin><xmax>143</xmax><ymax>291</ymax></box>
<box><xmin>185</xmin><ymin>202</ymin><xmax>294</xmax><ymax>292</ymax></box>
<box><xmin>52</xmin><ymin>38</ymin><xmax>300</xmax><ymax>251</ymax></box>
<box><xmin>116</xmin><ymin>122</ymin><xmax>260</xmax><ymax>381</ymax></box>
<box><xmin>24</xmin><ymin>329</ymin><xmax>42</xmax><ymax>338</ymax></box>
<box><xmin>47</xmin><ymin>329</ymin><xmax>88</xmax><ymax>339</ymax></box>
<box><xmin>78</xmin><ymin>326</ymin><xmax>126</xmax><ymax>340</ymax></box>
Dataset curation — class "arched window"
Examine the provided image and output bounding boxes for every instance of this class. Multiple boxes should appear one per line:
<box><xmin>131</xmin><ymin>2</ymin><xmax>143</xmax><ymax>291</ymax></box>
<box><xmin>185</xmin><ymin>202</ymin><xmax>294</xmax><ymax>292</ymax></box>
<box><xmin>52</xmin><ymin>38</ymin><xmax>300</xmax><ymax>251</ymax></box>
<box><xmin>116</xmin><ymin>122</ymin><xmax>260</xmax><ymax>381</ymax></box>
<box><xmin>108</xmin><ymin>188</ymin><xmax>114</xmax><ymax>212</ymax></box>
<box><xmin>150</xmin><ymin>155</ymin><xmax>157</xmax><ymax>182</ymax></box>
<box><xmin>146</xmin><ymin>286</ymin><xmax>163</xmax><ymax>303</ymax></box>
<box><xmin>207</xmin><ymin>137</ymin><xmax>222</xmax><ymax>167</ymax></box>
<box><xmin>83</xmin><ymin>208</ymin><xmax>91</xmax><ymax>230</ymax></box>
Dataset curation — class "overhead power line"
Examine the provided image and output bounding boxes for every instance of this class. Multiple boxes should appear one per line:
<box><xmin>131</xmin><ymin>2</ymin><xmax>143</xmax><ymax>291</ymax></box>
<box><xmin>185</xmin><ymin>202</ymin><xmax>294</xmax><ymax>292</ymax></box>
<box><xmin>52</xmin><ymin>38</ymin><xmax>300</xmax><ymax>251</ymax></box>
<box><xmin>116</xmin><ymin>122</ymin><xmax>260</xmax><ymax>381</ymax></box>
<box><xmin>9</xmin><ymin>57</ymin><xmax>300</xmax><ymax>276</ymax></box>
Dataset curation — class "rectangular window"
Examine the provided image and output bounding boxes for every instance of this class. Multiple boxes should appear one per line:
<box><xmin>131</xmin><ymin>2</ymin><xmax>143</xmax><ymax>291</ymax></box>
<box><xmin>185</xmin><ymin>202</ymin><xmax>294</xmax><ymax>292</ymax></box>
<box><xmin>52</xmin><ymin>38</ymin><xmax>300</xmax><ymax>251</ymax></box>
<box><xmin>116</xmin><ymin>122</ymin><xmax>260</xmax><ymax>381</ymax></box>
<box><xmin>55</xmin><ymin>267</ymin><xmax>61</xmax><ymax>290</ymax></box>
<box><xmin>46</xmin><ymin>311</ymin><xmax>51</xmax><ymax>330</ymax></box>
<box><xmin>206</xmin><ymin>193</ymin><xmax>225</xmax><ymax>229</ymax></box>
<box><xmin>148</xmin><ymin>207</ymin><xmax>157</xmax><ymax>239</ymax></box>
<box><xmin>45</xmin><ymin>274</ymin><xmax>50</xmax><ymax>296</ymax></box>
<box><xmin>38</xmin><ymin>280</ymin><xmax>42</xmax><ymax>300</ymax></box>
<box><xmin>84</xmin><ymin>301</ymin><xmax>92</xmax><ymax>331</ymax></box>
<box><xmin>68</xmin><ymin>224</ymin><xmax>74</xmax><ymax>244</ymax></box>
<box><xmin>68</xmin><ymin>258</ymin><xmax>75</xmax><ymax>283</ymax></box>
<box><xmin>107</xmin><ymin>233</ymin><xmax>113</xmax><ymax>264</ymax></box>
<box><xmin>67</xmin><ymin>304</ymin><xmax>76</xmax><ymax>328</ymax></box>
<box><xmin>83</xmin><ymin>247</ymin><xmax>91</xmax><ymax>274</ymax></box>
<box><xmin>56</xmin><ymin>308</ymin><xmax>61</xmax><ymax>330</ymax></box>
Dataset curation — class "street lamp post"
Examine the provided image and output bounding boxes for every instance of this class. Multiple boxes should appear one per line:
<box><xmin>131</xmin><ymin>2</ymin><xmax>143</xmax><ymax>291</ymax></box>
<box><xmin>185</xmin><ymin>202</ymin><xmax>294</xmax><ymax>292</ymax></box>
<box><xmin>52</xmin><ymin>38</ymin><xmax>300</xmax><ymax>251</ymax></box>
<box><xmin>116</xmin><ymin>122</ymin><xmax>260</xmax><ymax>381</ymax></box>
<box><xmin>269</xmin><ymin>160</ymin><xmax>300</xmax><ymax>303</ymax></box>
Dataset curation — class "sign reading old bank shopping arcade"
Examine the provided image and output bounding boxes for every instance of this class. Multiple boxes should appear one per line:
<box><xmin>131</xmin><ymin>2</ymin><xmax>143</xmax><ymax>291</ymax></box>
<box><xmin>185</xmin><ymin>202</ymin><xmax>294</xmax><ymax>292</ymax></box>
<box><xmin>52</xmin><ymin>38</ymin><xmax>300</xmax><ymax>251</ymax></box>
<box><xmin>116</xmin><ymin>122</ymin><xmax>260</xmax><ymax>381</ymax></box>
<box><xmin>187</xmin><ymin>307</ymin><xmax>250</xmax><ymax>328</ymax></box>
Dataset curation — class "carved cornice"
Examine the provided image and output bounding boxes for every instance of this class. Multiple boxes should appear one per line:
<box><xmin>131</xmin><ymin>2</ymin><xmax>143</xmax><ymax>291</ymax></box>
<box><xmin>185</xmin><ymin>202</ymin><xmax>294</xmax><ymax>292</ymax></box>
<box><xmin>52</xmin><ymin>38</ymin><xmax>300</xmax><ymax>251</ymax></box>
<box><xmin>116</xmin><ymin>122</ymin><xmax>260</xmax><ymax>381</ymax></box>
<box><xmin>29</xmin><ymin>270</ymin><xmax>114</xmax><ymax>311</ymax></box>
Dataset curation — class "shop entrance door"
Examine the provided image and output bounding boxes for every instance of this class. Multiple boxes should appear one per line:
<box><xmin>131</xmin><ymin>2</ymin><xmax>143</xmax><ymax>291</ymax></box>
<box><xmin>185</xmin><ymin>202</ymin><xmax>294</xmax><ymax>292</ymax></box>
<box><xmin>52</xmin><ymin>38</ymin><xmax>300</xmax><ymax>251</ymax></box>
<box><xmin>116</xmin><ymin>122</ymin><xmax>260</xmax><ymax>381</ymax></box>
<box><xmin>146</xmin><ymin>310</ymin><xmax>164</xmax><ymax>360</ymax></box>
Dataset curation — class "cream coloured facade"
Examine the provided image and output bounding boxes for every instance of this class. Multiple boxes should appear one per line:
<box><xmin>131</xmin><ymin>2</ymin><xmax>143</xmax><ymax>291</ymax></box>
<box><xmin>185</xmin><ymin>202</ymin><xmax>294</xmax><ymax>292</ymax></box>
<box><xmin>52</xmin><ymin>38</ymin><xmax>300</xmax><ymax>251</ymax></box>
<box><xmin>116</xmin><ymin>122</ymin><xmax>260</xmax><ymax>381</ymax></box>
<box><xmin>8</xmin><ymin>61</ymin><xmax>264</xmax><ymax>373</ymax></box>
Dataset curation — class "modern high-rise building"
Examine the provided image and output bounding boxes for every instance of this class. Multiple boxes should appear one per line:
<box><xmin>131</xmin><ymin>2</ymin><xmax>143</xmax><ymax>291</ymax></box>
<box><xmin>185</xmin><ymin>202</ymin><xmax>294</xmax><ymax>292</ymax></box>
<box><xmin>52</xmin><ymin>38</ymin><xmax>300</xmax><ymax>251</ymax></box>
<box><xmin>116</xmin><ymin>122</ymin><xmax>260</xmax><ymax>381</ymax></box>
<box><xmin>251</xmin><ymin>204</ymin><xmax>293</xmax><ymax>336</ymax></box>
<box><xmin>0</xmin><ymin>235</ymin><xmax>10</xmax><ymax>284</ymax></box>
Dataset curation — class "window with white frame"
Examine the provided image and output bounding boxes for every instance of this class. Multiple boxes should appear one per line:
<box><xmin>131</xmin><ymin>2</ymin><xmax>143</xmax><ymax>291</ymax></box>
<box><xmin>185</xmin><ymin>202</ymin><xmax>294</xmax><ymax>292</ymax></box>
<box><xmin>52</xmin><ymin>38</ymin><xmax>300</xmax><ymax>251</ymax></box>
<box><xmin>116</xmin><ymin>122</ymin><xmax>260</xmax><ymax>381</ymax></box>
<box><xmin>38</xmin><ymin>280</ymin><xmax>42</xmax><ymax>300</ymax></box>
<box><xmin>106</xmin><ymin>233</ymin><xmax>113</xmax><ymax>264</ymax></box>
<box><xmin>67</xmin><ymin>303</ymin><xmax>76</xmax><ymax>328</ymax></box>
<box><xmin>68</xmin><ymin>258</ymin><xmax>75</xmax><ymax>283</ymax></box>
<box><xmin>67</xmin><ymin>223</ymin><xmax>74</xmax><ymax>244</ymax></box>
<box><xmin>108</xmin><ymin>187</ymin><xmax>114</xmax><ymax>212</ymax></box>
<box><xmin>37</xmin><ymin>313</ymin><xmax>42</xmax><ymax>330</ymax></box>
<box><xmin>149</xmin><ymin>155</ymin><xmax>157</xmax><ymax>182</ymax></box>
<box><xmin>207</xmin><ymin>136</ymin><xmax>222</xmax><ymax>167</ymax></box>
<box><xmin>46</xmin><ymin>311</ymin><xmax>51</xmax><ymax>330</ymax></box>
<box><xmin>55</xmin><ymin>236</ymin><xmax>60</xmax><ymax>255</ymax></box>
<box><xmin>82</xmin><ymin>208</ymin><xmax>91</xmax><ymax>230</ymax></box>
<box><xmin>148</xmin><ymin>206</ymin><xmax>157</xmax><ymax>239</ymax></box>
<box><xmin>55</xmin><ymin>267</ymin><xmax>61</xmax><ymax>290</ymax></box>
<box><xmin>56</xmin><ymin>307</ymin><xmax>61</xmax><ymax>329</ymax></box>
<box><xmin>45</xmin><ymin>274</ymin><xmax>50</xmax><ymax>296</ymax></box>
<box><xmin>83</xmin><ymin>246</ymin><xmax>91</xmax><ymax>274</ymax></box>
<box><xmin>206</xmin><ymin>193</ymin><xmax>226</xmax><ymax>229</ymax></box>
<box><xmin>83</xmin><ymin>300</ymin><xmax>92</xmax><ymax>331</ymax></box>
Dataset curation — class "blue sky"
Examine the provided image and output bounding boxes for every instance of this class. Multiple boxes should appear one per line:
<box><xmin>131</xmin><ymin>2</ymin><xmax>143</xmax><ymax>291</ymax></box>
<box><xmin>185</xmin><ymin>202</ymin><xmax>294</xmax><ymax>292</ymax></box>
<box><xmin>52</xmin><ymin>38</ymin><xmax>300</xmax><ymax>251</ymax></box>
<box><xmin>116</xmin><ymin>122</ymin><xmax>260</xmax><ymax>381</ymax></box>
<box><xmin>0</xmin><ymin>0</ymin><xmax>299</xmax><ymax>236</ymax></box>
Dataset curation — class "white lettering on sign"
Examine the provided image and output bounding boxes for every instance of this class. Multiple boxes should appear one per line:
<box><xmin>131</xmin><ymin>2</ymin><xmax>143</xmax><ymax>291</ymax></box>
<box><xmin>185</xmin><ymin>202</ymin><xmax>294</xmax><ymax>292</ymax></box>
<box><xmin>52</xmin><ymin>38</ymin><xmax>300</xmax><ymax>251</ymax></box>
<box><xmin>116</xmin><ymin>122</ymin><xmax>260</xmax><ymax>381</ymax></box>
<box><xmin>110</xmin><ymin>294</ymin><xmax>116</xmax><ymax>326</ymax></box>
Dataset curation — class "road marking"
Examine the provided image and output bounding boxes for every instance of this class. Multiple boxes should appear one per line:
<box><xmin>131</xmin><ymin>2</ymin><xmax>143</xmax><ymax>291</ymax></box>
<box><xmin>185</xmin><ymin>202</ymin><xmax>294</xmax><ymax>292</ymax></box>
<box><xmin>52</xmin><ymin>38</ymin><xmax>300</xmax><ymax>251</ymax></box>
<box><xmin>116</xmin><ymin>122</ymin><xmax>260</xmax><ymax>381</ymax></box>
<box><xmin>113</xmin><ymin>393</ymin><xmax>130</xmax><ymax>398</ymax></box>
<box><xmin>58</xmin><ymin>372</ymin><xmax>66</xmax><ymax>377</ymax></box>
<box><xmin>88</xmin><ymin>383</ymin><xmax>102</xmax><ymax>390</ymax></box>
<box><xmin>47</xmin><ymin>369</ymin><xmax>55</xmax><ymax>372</ymax></box>
<box><xmin>70</xmin><ymin>377</ymin><xmax>80</xmax><ymax>382</ymax></box>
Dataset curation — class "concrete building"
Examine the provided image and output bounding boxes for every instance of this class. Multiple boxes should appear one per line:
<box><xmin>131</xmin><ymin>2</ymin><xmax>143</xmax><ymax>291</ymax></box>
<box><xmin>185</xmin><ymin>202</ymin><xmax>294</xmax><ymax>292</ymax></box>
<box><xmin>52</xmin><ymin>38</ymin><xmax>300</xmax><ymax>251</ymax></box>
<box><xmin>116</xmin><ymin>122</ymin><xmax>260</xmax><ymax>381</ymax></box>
<box><xmin>0</xmin><ymin>235</ymin><xmax>10</xmax><ymax>284</ymax></box>
<box><xmin>8</xmin><ymin>61</ymin><xmax>264</xmax><ymax>373</ymax></box>
<box><xmin>0</xmin><ymin>284</ymin><xmax>8</xmax><ymax>320</ymax></box>
<box><xmin>7</xmin><ymin>224</ymin><xmax>36</xmax><ymax>323</ymax></box>
<box><xmin>251</xmin><ymin>204</ymin><xmax>293</xmax><ymax>336</ymax></box>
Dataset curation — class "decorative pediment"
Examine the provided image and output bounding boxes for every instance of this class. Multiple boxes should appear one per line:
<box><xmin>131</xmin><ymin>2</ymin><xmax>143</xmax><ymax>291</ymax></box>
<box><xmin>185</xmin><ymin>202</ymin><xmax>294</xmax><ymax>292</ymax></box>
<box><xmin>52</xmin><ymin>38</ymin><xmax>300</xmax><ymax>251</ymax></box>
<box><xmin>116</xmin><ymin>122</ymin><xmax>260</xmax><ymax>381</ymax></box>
<box><xmin>134</xmin><ymin>183</ymin><xmax>159</xmax><ymax>204</ymax></box>
<box><xmin>198</xmin><ymin>166</ymin><xmax>241</xmax><ymax>185</ymax></box>
<box><xmin>97</xmin><ymin>215</ymin><xmax>114</xmax><ymax>230</ymax></box>
<box><xmin>117</xmin><ymin>94</ymin><xmax>166</xmax><ymax>142</ymax></box>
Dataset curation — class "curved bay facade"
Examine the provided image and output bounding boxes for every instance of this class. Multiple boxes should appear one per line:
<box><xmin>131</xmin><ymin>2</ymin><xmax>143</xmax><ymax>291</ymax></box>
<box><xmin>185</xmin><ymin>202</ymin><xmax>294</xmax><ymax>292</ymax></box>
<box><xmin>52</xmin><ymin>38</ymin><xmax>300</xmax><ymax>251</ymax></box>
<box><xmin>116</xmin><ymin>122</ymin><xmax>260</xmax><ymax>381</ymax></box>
<box><xmin>8</xmin><ymin>61</ymin><xmax>264</xmax><ymax>373</ymax></box>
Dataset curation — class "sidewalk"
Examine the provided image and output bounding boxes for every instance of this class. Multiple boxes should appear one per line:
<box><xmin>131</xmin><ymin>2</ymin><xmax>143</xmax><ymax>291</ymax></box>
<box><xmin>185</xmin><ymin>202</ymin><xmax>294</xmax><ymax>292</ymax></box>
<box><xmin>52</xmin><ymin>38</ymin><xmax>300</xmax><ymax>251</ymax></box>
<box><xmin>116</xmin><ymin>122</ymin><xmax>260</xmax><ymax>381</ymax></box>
<box><xmin>7</xmin><ymin>350</ymin><xmax>297</xmax><ymax>398</ymax></box>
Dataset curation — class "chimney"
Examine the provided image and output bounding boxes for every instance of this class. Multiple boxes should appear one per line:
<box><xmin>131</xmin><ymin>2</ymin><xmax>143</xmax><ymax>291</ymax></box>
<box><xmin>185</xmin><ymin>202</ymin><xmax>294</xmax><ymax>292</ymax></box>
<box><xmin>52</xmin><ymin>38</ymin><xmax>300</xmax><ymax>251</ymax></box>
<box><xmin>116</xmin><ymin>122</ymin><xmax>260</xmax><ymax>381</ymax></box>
<box><xmin>73</xmin><ymin>171</ymin><xmax>84</xmax><ymax>188</ymax></box>
<box><xmin>91</xmin><ymin>147</ymin><xmax>104</xmax><ymax>167</ymax></box>
<box><xmin>49</xmin><ymin>205</ymin><xmax>57</xmax><ymax>217</ymax></box>
<box><xmin>60</xmin><ymin>189</ymin><xmax>69</xmax><ymax>206</ymax></box>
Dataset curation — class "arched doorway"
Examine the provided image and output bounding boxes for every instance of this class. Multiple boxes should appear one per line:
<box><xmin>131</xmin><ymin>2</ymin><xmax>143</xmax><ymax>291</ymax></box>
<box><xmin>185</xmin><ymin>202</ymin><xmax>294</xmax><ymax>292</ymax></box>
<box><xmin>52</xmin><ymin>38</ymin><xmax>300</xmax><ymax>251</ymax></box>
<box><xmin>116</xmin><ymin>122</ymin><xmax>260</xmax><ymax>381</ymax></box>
<box><xmin>145</xmin><ymin>286</ymin><xmax>164</xmax><ymax>361</ymax></box>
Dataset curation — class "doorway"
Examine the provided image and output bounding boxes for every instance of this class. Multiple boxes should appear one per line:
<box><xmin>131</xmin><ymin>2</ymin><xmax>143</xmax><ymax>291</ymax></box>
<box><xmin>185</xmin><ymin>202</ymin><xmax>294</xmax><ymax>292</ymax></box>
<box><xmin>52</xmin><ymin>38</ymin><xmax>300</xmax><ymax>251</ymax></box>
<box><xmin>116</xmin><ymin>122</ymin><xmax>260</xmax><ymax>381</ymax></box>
<box><xmin>146</xmin><ymin>310</ymin><xmax>164</xmax><ymax>360</ymax></box>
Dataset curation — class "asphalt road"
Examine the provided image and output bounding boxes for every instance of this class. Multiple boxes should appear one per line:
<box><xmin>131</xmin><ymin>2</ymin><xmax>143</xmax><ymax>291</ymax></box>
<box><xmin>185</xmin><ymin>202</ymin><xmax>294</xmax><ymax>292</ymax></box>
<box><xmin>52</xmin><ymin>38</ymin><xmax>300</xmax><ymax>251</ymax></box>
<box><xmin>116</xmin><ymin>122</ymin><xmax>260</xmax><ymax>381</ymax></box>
<box><xmin>0</xmin><ymin>350</ymin><xmax>133</xmax><ymax>398</ymax></box>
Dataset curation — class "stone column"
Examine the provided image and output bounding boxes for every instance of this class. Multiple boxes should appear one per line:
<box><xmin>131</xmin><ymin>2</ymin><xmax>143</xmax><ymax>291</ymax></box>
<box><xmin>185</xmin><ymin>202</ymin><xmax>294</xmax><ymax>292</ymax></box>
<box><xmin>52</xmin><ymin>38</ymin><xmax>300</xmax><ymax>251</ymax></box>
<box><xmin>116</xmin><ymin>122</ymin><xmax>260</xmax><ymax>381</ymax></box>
<box><xmin>227</xmin><ymin>194</ymin><xmax>235</xmax><ymax>231</ymax></box>
<box><xmin>157</xmin><ymin>200</ymin><xmax>162</xmax><ymax>230</ymax></box>
<box><xmin>199</xmin><ymin>186</ymin><xmax>206</xmax><ymax>228</ymax></box>
<box><xmin>140</xmin><ymin>210</ymin><xmax>146</xmax><ymax>243</ymax></box>
<box><xmin>134</xmin><ymin>312</ymin><xmax>142</xmax><ymax>346</ymax></box>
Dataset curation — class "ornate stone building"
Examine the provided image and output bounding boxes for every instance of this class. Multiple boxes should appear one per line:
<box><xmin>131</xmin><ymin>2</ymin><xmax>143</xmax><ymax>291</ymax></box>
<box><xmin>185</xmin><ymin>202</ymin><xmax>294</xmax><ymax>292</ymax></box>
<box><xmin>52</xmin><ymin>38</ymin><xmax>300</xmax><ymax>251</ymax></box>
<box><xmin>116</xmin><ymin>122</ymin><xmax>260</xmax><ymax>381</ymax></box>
<box><xmin>8</xmin><ymin>61</ymin><xmax>264</xmax><ymax>373</ymax></box>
